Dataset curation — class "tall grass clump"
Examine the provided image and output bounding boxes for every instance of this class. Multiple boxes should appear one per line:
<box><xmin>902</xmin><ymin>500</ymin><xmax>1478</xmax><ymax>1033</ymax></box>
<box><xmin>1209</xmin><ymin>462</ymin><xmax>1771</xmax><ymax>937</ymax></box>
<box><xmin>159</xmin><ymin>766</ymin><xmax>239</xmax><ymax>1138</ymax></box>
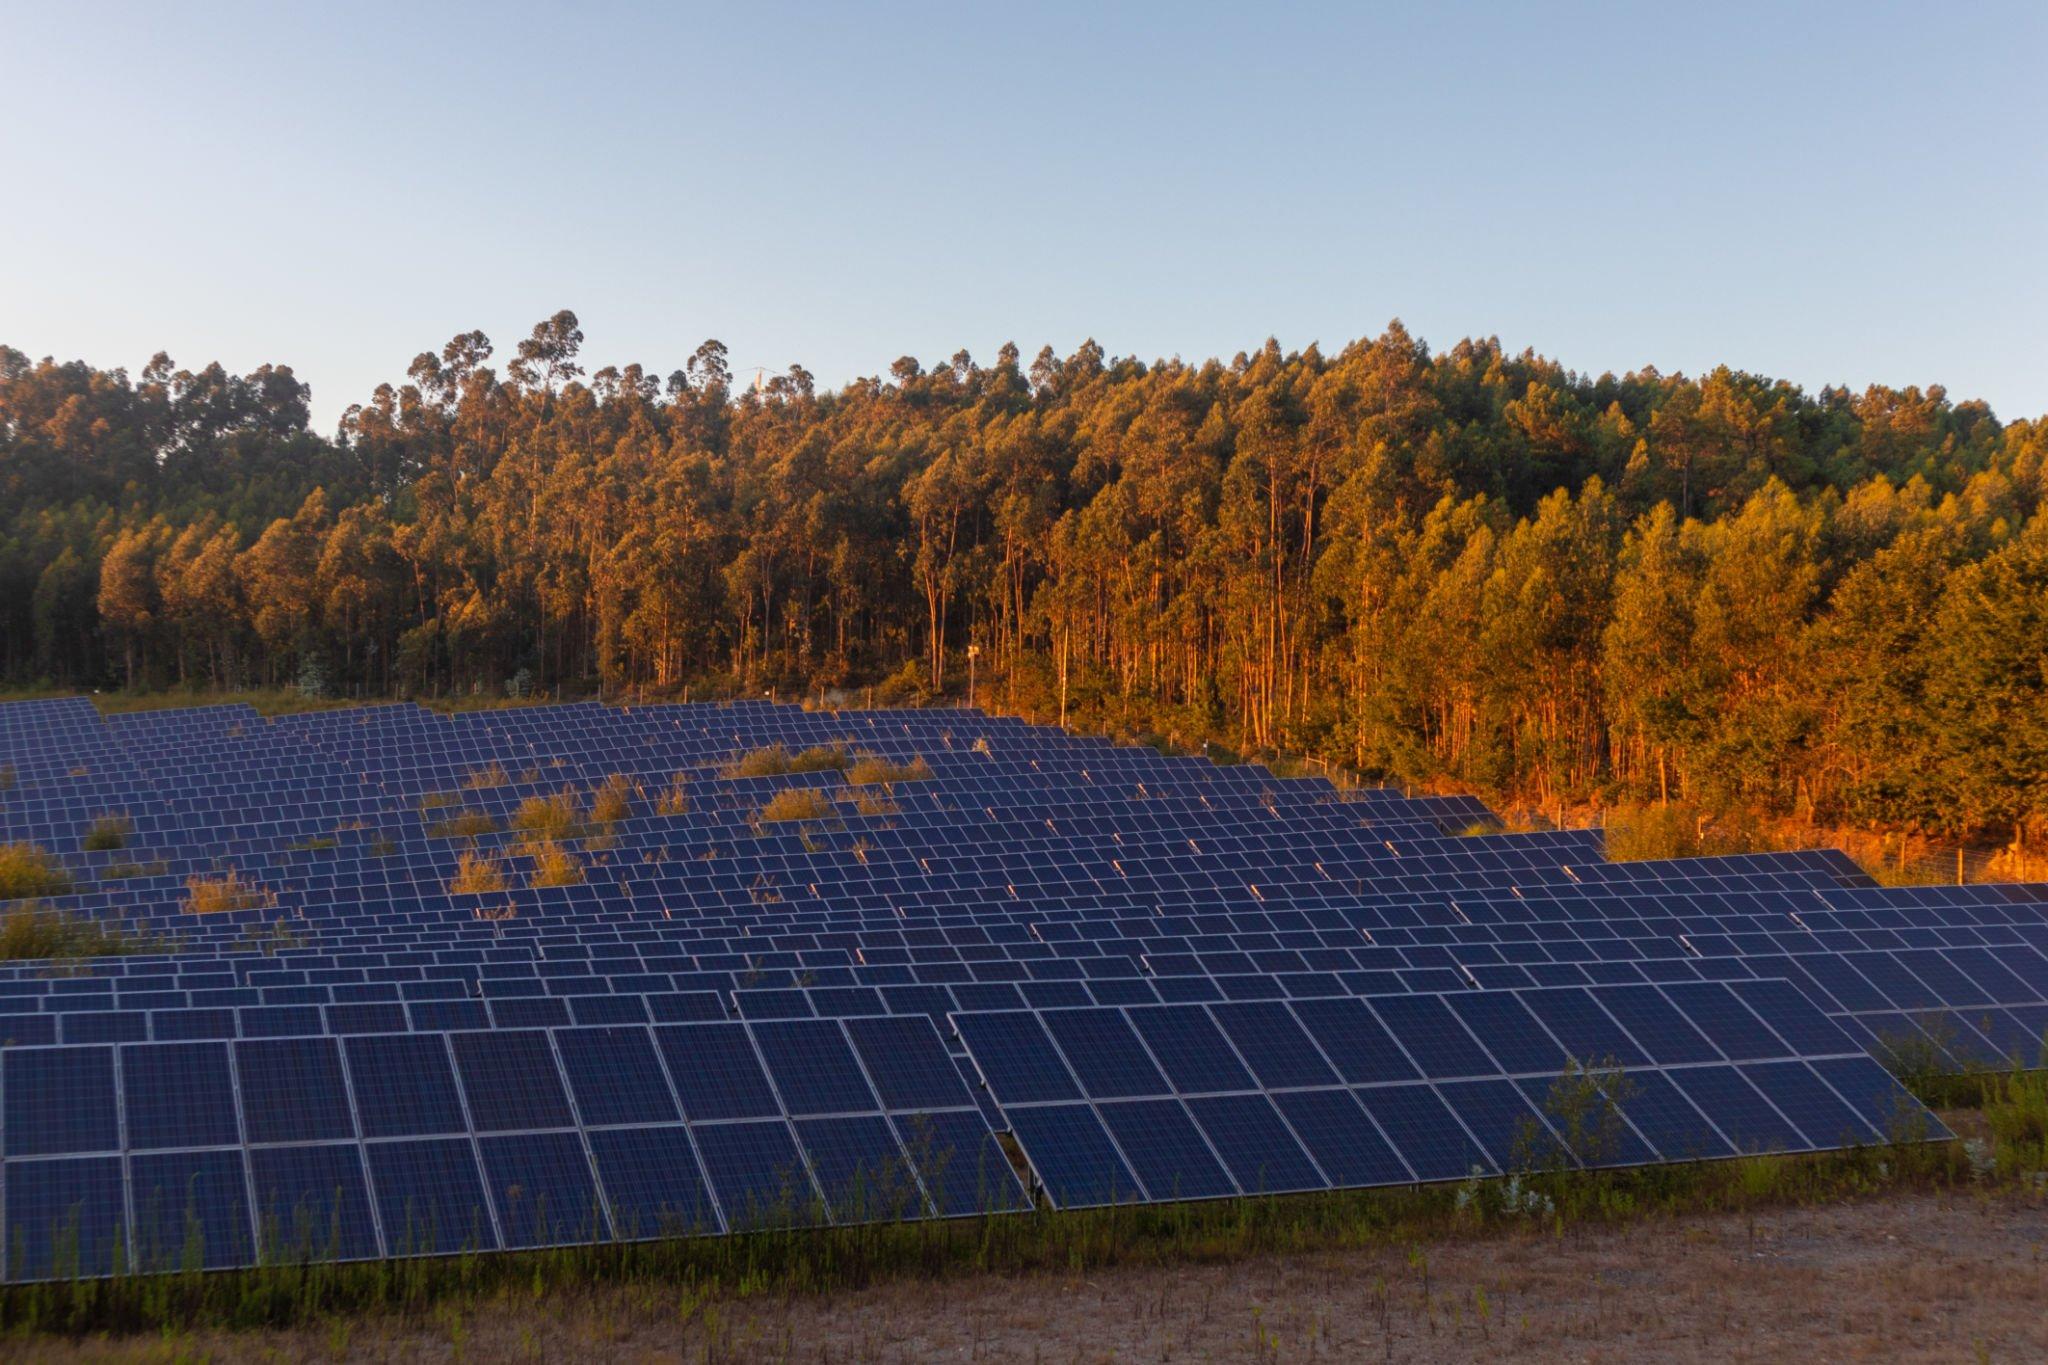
<box><xmin>845</xmin><ymin>754</ymin><xmax>933</xmax><ymax>786</ymax></box>
<box><xmin>464</xmin><ymin>762</ymin><xmax>509</xmax><ymax>790</ymax></box>
<box><xmin>512</xmin><ymin>788</ymin><xmax>583</xmax><ymax>838</ymax></box>
<box><xmin>82</xmin><ymin>813</ymin><xmax>134</xmax><ymax>851</ymax></box>
<box><xmin>0</xmin><ymin>843</ymin><xmax>72</xmax><ymax>899</ymax></box>
<box><xmin>655</xmin><ymin>774</ymin><xmax>691</xmax><ymax>816</ymax></box>
<box><xmin>589</xmin><ymin>772</ymin><xmax>634</xmax><ymax>824</ymax></box>
<box><xmin>722</xmin><ymin>744</ymin><xmax>851</xmax><ymax>779</ymax></box>
<box><xmin>181</xmin><ymin>872</ymin><xmax>276</xmax><ymax>915</ymax></box>
<box><xmin>449</xmin><ymin>851</ymin><xmax>508</xmax><ymax>895</ymax></box>
<box><xmin>526</xmin><ymin>840</ymin><xmax>584</xmax><ymax>887</ymax></box>
<box><xmin>758</xmin><ymin>788</ymin><xmax>833</xmax><ymax>824</ymax></box>
<box><xmin>0</xmin><ymin>903</ymin><xmax>166</xmax><ymax>961</ymax></box>
<box><xmin>424</xmin><ymin>809</ymin><xmax>499</xmax><ymax>839</ymax></box>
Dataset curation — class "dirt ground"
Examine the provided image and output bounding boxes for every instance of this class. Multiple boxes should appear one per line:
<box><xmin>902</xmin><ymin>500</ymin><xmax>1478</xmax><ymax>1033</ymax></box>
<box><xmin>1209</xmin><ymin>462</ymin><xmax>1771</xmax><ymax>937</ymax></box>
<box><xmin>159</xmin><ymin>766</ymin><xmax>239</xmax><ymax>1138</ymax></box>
<box><xmin>19</xmin><ymin>1187</ymin><xmax>2048</xmax><ymax>1363</ymax></box>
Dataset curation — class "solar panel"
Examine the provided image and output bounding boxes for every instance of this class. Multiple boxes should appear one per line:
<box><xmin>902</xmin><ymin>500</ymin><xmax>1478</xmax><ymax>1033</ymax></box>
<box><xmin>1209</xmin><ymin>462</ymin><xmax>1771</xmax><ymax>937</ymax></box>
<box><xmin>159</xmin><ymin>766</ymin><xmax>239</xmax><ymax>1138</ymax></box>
<box><xmin>0</xmin><ymin>693</ymin><xmax>2024</xmax><ymax>1280</ymax></box>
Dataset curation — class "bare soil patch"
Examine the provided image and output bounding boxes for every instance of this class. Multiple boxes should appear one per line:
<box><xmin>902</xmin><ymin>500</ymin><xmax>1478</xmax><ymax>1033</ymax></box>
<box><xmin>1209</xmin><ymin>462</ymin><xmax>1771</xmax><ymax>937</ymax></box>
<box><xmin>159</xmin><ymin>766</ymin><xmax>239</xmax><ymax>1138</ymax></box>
<box><xmin>17</xmin><ymin>1185</ymin><xmax>2048</xmax><ymax>1363</ymax></box>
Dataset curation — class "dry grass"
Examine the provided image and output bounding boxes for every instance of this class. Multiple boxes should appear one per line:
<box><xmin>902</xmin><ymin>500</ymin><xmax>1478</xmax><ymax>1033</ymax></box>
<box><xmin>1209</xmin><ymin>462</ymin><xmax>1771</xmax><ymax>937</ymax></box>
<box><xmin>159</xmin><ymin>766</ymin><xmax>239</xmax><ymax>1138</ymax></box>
<box><xmin>449</xmin><ymin>851</ymin><xmax>508</xmax><ymax>895</ymax></box>
<box><xmin>0</xmin><ymin>843</ymin><xmax>72</xmax><ymax>899</ymax></box>
<box><xmin>758</xmin><ymin>788</ymin><xmax>833</xmax><ymax>823</ymax></box>
<box><xmin>424</xmin><ymin>810</ymin><xmax>499</xmax><ymax>839</ymax></box>
<box><xmin>82</xmin><ymin>813</ymin><xmax>134</xmax><ymax>852</ymax></box>
<box><xmin>654</xmin><ymin>774</ymin><xmax>691</xmax><ymax>816</ymax></box>
<box><xmin>512</xmin><ymin>788</ymin><xmax>584</xmax><ymax>839</ymax></box>
<box><xmin>417</xmin><ymin>790</ymin><xmax>458</xmax><ymax>812</ymax></box>
<box><xmin>589</xmin><ymin>772</ymin><xmax>634</xmax><ymax>824</ymax></box>
<box><xmin>723</xmin><ymin>743</ymin><xmax>851</xmax><ymax>779</ymax></box>
<box><xmin>846</xmin><ymin>754</ymin><xmax>934</xmax><ymax>786</ymax></box>
<box><xmin>526</xmin><ymin>839</ymin><xmax>584</xmax><ymax>887</ymax></box>
<box><xmin>464</xmin><ymin>762</ymin><xmax>510</xmax><ymax>790</ymax></box>
<box><xmin>0</xmin><ymin>903</ymin><xmax>166</xmax><ymax>961</ymax></box>
<box><xmin>852</xmin><ymin>788</ymin><xmax>900</xmax><ymax>817</ymax></box>
<box><xmin>181</xmin><ymin>871</ymin><xmax>276</xmax><ymax>915</ymax></box>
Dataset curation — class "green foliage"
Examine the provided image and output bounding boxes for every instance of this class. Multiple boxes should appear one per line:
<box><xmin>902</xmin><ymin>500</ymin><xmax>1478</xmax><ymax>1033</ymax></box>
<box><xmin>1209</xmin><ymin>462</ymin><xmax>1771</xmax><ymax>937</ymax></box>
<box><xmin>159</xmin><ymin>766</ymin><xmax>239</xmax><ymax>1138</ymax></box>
<box><xmin>3</xmin><ymin>320</ymin><xmax>2045</xmax><ymax>843</ymax></box>
<box><xmin>81</xmin><ymin>813</ymin><xmax>133</xmax><ymax>852</ymax></box>
<box><xmin>0</xmin><ymin>843</ymin><xmax>72</xmax><ymax>899</ymax></box>
<box><xmin>0</xmin><ymin>903</ymin><xmax>168</xmax><ymax>961</ymax></box>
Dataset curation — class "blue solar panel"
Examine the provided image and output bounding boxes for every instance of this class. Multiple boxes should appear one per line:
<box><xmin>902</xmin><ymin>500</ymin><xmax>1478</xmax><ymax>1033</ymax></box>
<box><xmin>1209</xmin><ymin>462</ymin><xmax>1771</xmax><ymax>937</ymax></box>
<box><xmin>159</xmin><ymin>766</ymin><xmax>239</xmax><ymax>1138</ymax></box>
<box><xmin>479</xmin><ymin>1131</ymin><xmax>610</xmax><ymax>1247</ymax></box>
<box><xmin>237</xmin><ymin>1038</ymin><xmax>356</xmax><ymax>1143</ymax></box>
<box><xmin>121</xmin><ymin>1043</ymin><xmax>240</xmax><ymax>1149</ymax></box>
<box><xmin>0</xmin><ymin>693</ymin><xmax>2014</xmax><ymax>1279</ymax></box>
<box><xmin>586</xmin><ymin>1125</ymin><xmax>721</xmax><ymax>1238</ymax></box>
<box><xmin>368</xmin><ymin>1138</ymin><xmax>497</xmax><ymax>1255</ymax></box>
<box><xmin>3</xmin><ymin>1047</ymin><xmax>119</xmax><ymax>1156</ymax></box>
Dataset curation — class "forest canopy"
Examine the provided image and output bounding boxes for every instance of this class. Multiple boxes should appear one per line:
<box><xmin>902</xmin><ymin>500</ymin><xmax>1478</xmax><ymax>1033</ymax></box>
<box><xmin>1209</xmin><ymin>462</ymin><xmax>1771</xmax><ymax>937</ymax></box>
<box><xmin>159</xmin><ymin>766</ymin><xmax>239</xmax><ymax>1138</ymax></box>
<box><xmin>3</xmin><ymin>313</ymin><xmax>2044</xmax><ymax>842</ymax></box>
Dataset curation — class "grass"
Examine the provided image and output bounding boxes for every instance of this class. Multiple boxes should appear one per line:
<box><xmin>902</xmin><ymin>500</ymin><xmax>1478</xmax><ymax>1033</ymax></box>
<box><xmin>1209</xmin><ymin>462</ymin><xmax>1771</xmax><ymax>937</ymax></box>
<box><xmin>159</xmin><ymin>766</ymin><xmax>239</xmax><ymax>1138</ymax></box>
<box><xmin>758</xmin><ymin>788</ymin><xmax>833</xmax><ymax>823</ymax></box>
<box><xmin>654</xmin><ymin>774</ymin><xmax>691</xmax><ymax>816</ymax></box>
<box><xmin>424</xmin><ymin>810</ymin><xmax>499</xmax><ymax>840</ymax></box>
<box><xmin>0</xmin><ymin>1109</ymin><xmax>2005</xmax><ymax>1342</ymax></box>
<box><xmin>525</xmin><ymin>839</ymin><xmax>583</xmax><ymax>887</ymax></box>
<box><xmin>286</xmin><ymin>835</ymin><xmax>338</xmax><ymax>853</ymax></box>
<box><xmin>0</xmin><ymin>762</ymin><xmax>14</xmax><ymax>791</ymax></box>
<box><xmin>845</xmin><ymin>754</ymin><xmax>933</xmax><ymax>786</ymax></box>
<box><xmin>464</xmin><ymin>762</ymin><xmax>509</xmax><ymax>790</ymax></box>
<box><xmin>511</xmin><ymin>788</ymin><xmax>584</xmax><ymax>839</ymax></box>
<box><xmin>852</xmin><ymin>788</ymin><xmax>901</xmax><ymax>817</ymax></box>
<box><xmin>180</xmin><ymin>872</ymin><xmax>277</xmax><ymax>916</ymax></box>
<box><xmin>104</xmin><ymin>860</ymin><xmax>169</xmax><ymax>880</ymax></box>
<box><xmin>232</xmin><ymin>918</ymin><xmax>307</xmax><ymax>957</ymax></box>
<box><xmin>81</xmin><ymin>813</ymin><xmax>133</xmax><ymax>852</ymax></box>
<box><xmin>449</xmin><ymin>851</ymin><xmax>508</xmax><ymax>895</ymax></box>
<box><xmin>0</xmin><ymin>843</ymin><xmax>72</xmax><ymax>899</ymax></box>
<box><xmin>722</xmin><ymin>743</ymin><xmax>851</xmax><ymax>779</ymax></box>
<box><xmin>0</xmin><ymin>903</ymin><xmax>170</xmax><ymax>961</ymax></box>
<box><xmin>589</xmin><ymin>772</ymin><xmax>634</xmax><ymax>825</ymax></box>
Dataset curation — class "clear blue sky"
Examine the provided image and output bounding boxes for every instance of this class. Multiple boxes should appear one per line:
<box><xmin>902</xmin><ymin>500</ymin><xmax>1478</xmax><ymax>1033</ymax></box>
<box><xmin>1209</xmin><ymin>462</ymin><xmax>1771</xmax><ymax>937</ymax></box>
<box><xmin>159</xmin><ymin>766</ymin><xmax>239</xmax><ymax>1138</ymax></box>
<box><xmin>4</xmin><ymin>1</ymin><xmax>2043</xmax><ymax>431</ymax></box>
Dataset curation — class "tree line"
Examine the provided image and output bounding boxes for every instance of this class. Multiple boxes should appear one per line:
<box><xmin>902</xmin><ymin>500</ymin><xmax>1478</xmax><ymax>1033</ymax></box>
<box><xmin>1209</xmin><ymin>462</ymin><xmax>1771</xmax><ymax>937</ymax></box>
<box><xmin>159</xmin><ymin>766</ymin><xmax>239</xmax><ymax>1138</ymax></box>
<box><xmin>2</xmin><ymin>313</ymin><xmax>2043</xmax><ymax>843</ymax></box>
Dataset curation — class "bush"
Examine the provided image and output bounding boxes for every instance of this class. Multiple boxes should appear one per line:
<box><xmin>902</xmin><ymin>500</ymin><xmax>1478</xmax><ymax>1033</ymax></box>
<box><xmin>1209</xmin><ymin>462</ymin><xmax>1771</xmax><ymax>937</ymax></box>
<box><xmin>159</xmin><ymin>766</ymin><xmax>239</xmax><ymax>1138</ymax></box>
<box><xmin>0</xmin><ymin>844</ymin><xmax>72</xmax><ymax>899</ymax></box>
<box><xmin>182</xmin><ymin>872</ymin><xmax>276</xmax><ymax>915</ymax></box>
<box><xmin>589</xmin><ymin>773</ymin><xmax>634</xmax><ymax>824</ymax></box>
<box><xmin>450</xmin><ymin>851</ymin><xmax>508</xmax><ymax>895</ymax></box>
<box><xmin>425</xmin><ymin>810</ymin><xmax>499</xmax><ymax>839</ymax></box>
<box><xmin>758</xmin><ymin>788</ymin><xmax>833</xmax><ymax>823</ymax></box>
<box><xmin>654</xmin><ymin>775</ymin><xmax>690</xmax><ymax>816</ymax></box>
<box><xmin>512</xmin><ymin>788</ymin><xmax>583</xmax><ymax>838</ymax></box>
<box><xmin>845</xmin><ymin>754</ymin><xmax>933</xmax><ymax>786</ymax></box>
<box><xmin>0</xmin><ymin>903</ymin><xmax>166</xmax><ymax>960</ymax></box>
<box><xmin>465</xmin><ymin>763</ymin><xmax>509</xmax><ymax>790</ymax></box>
<box><xmin>722</xmin><ymin>744</ymin><xmax>851</xmax><ymax>779</ymax></box>
<box><xmin>82</xmin><ymin>814</ymin><xmax>135</xmax><ymax>852</ymax></box>
<box><xmin>295</xmin><ymin>654</ymin><xmax>336</xmax><ymax>701</ymax></box>
<box><xmin>526</xmin><ymin>840</ymin><xmax>583</xmax><ymax>887</ymax></box>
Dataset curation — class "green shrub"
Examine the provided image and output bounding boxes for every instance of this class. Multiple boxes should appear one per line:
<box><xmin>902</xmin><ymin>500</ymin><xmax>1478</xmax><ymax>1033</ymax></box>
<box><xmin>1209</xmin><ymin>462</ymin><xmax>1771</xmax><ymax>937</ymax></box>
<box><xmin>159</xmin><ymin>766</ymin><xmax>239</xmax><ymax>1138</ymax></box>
<box><xmin>0</xmin><ymin>844</ymin><xmax>72</xmax><ymax>899</ymax></box>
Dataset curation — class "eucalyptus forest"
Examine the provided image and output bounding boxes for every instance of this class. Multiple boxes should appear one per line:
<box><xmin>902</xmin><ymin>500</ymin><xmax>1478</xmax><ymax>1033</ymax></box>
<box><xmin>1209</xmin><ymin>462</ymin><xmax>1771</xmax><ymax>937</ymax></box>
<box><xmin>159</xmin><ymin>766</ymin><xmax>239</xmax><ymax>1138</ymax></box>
<box><xmin>3</xmin><ymin>312</ymin><xmax>2043</xmax><ymax>843</ymax></box>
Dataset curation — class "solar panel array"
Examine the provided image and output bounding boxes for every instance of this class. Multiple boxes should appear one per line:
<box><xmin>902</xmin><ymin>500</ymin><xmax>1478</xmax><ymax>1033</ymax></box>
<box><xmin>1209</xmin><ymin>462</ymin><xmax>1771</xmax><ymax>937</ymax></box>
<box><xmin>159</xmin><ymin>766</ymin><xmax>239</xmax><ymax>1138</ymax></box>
<box><xmin>0</xmin><ymin>695</ymin><xmax>2041</xmax><ymax>1279</ymax></box>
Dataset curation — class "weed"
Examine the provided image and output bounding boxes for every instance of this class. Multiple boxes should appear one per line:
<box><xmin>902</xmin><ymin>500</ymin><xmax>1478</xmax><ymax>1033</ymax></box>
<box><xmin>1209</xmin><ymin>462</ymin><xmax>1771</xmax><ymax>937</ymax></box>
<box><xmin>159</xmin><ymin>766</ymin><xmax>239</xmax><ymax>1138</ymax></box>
<box><xmin>525</xmin><ymin>840</ymin><xmax>583</xmax><ymax>887</ymax></box>
<box><xmin>104</xmin><ymin>860</ymin><xmax>169</xmax><ymax>880</ymax></box>
<box><xmin>287</xmin><ymin>835</ymin><xmax>338</xmax><ymax>853</ymax></box>
<box><xmin>0</xmin><ymin>843</ymin><xmax>72</xmax><ymax>899</ymax></box>
<box><xmin>82</xmin><ymin>813</ymin><xmax>134</xmax><ymax>851</ymax></box>
<box><xmin>845</xmin><ymin>754</ymin><xmax>933</xmax><ymax>786</ymax></box>
<box><xmin>758</xmin><ymin>788</ymin><xmax>832</xmax><ymax>823</ymax></box>
<box><xmin>0</xmin><ymin>903</ymin><xmax>169</xmax><ymax>961</ymax></box>
<box><xmin>425</xmin><ymin>810</ymin><xmax>500</xmax><ymax>840</ymax></box>
<box><xmin>234</xmin><ymin>918</ymin><xmax>307</xmax><ymax>957</ymax></box>
<box><xmin>465</xmin><ymin>762</ymin><xmax>510</xmax><ymax>790</ymax></box>
<box><xmin>512</xmin><ymin>788</ymin><xmax>584</xmax><ymax>839</ymax></box>
<box><xmin>589</xmin><ymin>773</ymin><xmax>634</xmax><ymax>825</ymax></box>
<box><xmin>655</xmin><ymin>775</ymin><xmax>691</xmax><ymax>816</ymax></box>
<box><xmin>450</xmin><ymin>851</ymin><xmax>509</xmax><ymax>895</ymax></box>
<box><xmin>181</xmin><ymin>871</ymin><xmax>277</xmax><ymax>915</ymax></box>
<box><xmin>722</xmin><ymin>744</ymin><xmax>851</xmax><ymax>779</ymax></box>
